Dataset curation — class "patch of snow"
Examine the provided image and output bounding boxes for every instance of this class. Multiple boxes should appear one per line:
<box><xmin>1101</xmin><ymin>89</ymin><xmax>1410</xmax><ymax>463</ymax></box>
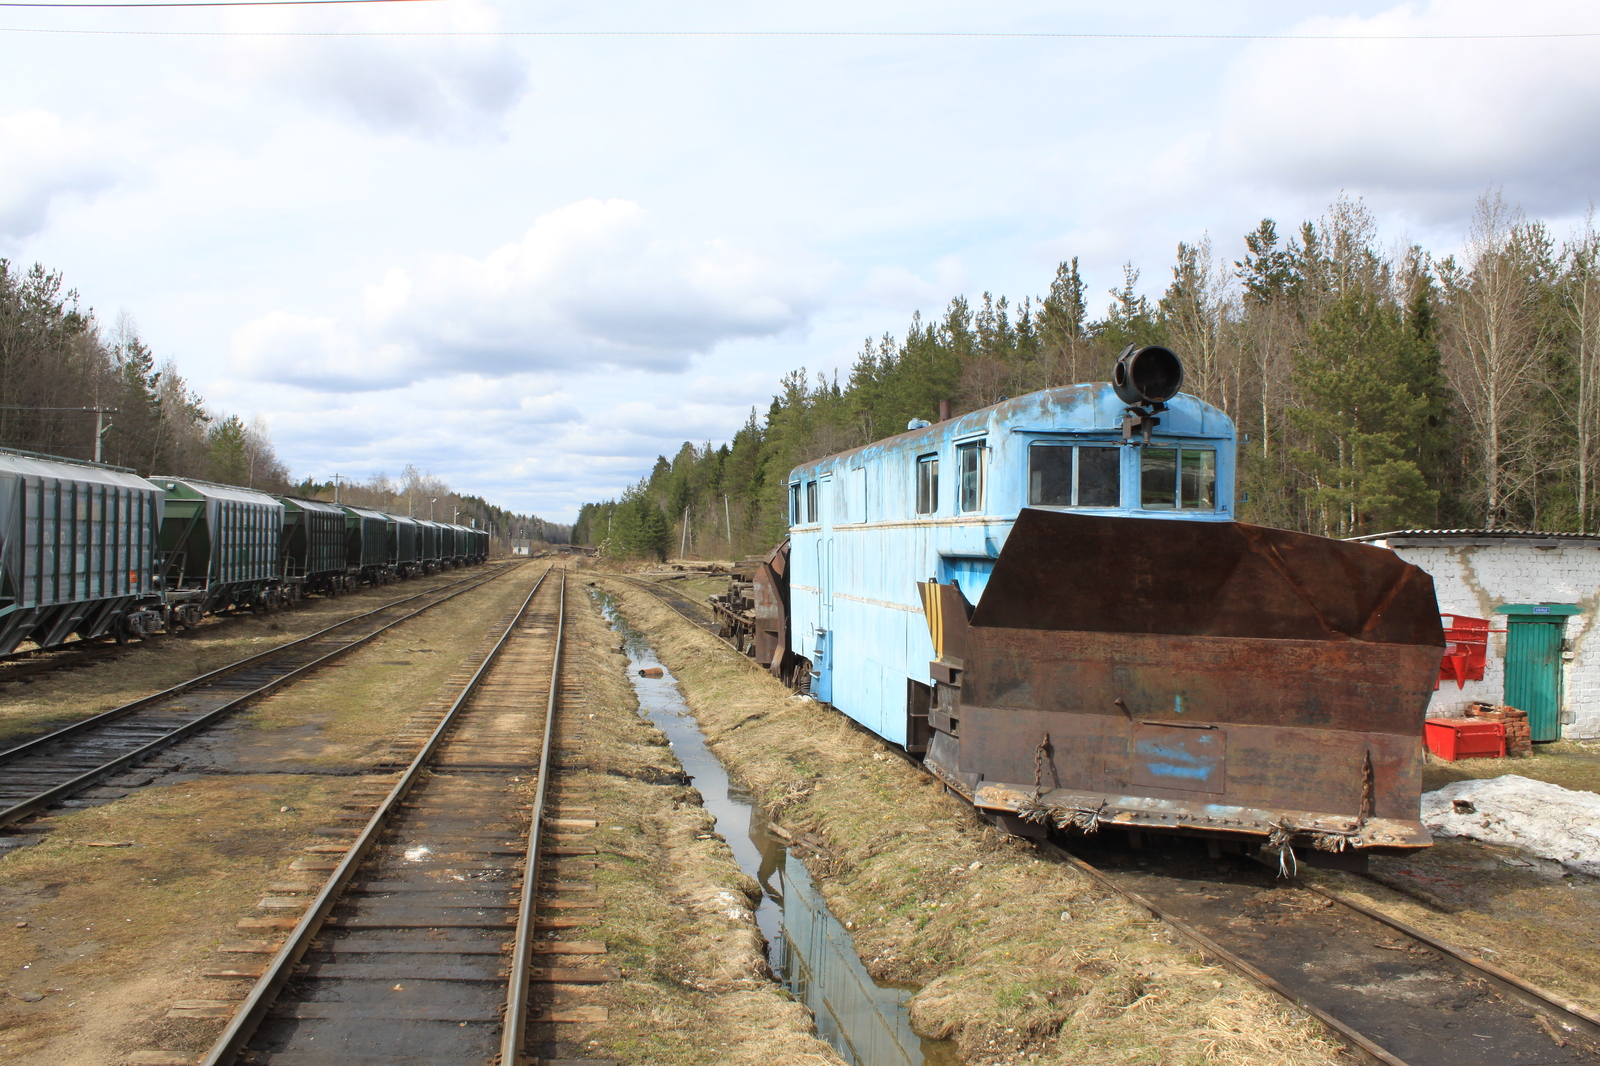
<box><xmin>1420</xmin><ymin>775</ymin><xmax>1600</xmax><ymax>876</ymax></box>
<box><xmin>403</xmin><ymin>846</ymin><xmax>432</xmax><ymax>862</ymax></box>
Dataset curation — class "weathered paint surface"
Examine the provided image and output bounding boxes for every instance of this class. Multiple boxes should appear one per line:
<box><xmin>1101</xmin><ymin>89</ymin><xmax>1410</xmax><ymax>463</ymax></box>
<box><xmin>785</xmin><ymin>384</ymin><xmax>1236</xmax><ymax>745</ymax></box>
<box><xmin>944</xmin><ymin>509</ymin><xmax>1442</xmax><ymax>850</ymax></box>
<box><xmin>779</xmin><ymin>383</ymin><xmax>1443</xmax><ymax>853</ymax></box>
<box><xmin>0</xmin><ymin>449</ymin><xmax>163</xmax><ymax>653</ymax></box>
<box><xmin>152</xmin><ymin>476</ymin><xmax>284</xmax><ymax>611</ymax></box>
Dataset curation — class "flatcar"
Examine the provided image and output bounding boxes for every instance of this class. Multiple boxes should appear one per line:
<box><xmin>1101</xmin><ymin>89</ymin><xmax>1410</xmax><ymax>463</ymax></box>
<box><xmin>737</xmin><ymin>348</ymin><xmax>1444</xmax><ymax>869</ymax></box>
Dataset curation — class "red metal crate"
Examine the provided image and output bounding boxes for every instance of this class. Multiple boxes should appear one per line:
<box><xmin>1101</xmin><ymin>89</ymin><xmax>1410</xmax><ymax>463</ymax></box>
<box><xmin>1425</xmin><ymin>718</ymin><xmax>1506</xmax><ymax>761</ymax></box>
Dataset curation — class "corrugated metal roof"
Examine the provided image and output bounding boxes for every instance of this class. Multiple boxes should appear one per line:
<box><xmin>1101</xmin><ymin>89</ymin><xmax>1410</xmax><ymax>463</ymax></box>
<box><xmin>1351</xmin><ymin>528</ymin><xmax>1600</xmax><ymax>542</ymax></box>
<box><xmin>0</xmin><ymin>448</ymin><xmax>156</xmax><ymax>490</ymax></box>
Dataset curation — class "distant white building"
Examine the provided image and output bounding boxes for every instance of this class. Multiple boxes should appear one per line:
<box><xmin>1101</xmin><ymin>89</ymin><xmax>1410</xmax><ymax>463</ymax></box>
<box><xmin>1353</xmin><ymin>530</ymin><xmax>1600</xmax><ymax>741</ymax></box>
<box><xmin>510</xmin><ymin>539</ymin><xmax>532</xmax><ymax>557</ymax></box>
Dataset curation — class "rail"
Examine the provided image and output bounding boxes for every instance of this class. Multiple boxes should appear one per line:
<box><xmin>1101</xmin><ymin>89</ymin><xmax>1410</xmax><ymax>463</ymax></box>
<box><xmin>502</xmin><ymin>569</ymin><xmax>566</xmax><ymax>1064</ymax></box>
<box><xmin>199</xmin><ymin>566</ymin><xmax>558</xmax><ymax>1065</ymax></box>
<box><xmin>0</xmin><ymin>562</ymin><xmax>518</xmax><ymax>829</ymax></box>
<box><xmin>623</xmin><ymin>571</ymin><xmax>1600</xmax><ymax>1066</ymax></box>
<box><xmin>198</xmin><ymin>563</ymin><xmax>582</xmax><ymax>1062</ymax></box>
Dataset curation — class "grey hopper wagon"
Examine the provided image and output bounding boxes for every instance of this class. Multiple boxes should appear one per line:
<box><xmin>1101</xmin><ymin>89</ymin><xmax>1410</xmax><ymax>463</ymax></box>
<box><xmin>0</xmin><ymin>448</ymin><xmax>164</xmax><ymax>653</ymax></box>
<box><xmin>152</xmin><ymin>476</ymin><xmax>284</xmax><ymax>621</ymax></box>
<box><xmin>277</xmin><ymin>496</ymin><xmax>349</xmax><ymax>597</ymax></box>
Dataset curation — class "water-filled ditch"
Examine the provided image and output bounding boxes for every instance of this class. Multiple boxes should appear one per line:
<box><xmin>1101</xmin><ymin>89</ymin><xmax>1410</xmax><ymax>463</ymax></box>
<box><xmin>594</xmin><ymin>590</ymin><xmax>960</xmax><ymax>1066</ymax></box>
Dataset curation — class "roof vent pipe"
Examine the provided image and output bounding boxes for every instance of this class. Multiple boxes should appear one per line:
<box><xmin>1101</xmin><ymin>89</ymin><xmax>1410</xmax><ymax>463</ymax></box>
<box><xmin>938</xmin><ymin>399</ymin><xmax>951</xmax><ymax>422</ymax></box>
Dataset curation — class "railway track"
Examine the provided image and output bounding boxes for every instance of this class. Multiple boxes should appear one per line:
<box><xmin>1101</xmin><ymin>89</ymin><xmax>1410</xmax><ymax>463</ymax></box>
<box><xmin>1048</xmin><ymin>835</ymin><xmax>1600</xmax><ymax>1066</ymax></box>
<box><xmin>0</xmin><ymin>640</ymin><xmax>128</xmax><ymax>683</ymax></box>
<box><xmin>0</xmin><ymin>562</ymin><xmax>518</xmax><ymax>831</ymax></box>
<box><xmin>0</xmin><ymin>571</ymin><xmax>484</xmax><ymax>686</ymax></box>
<box><xmin>200</xmin><ymin>565</ymin><xmax>613</xmax><ymax>1066</ymax></box>
<box><xmin>619</xmin><ymin>571</ymin><xmax>1600</xmax><ymax>1066</ymax></box>
<box><xmin>615</xmin><ymin>574</ymin><xmax>719</xmax><ymax>633</ymax></box>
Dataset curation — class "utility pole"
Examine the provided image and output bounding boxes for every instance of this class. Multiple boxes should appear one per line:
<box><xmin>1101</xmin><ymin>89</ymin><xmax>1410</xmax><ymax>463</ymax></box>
<box><xmin>723</xmin><ymin>494</ymin><xmax>733</xmax><ymax>547</ymax></box>
<box><xmin>92</xmin><ymin>407</ymin><xmax>118</xmax><ymax>464</ymax></box>
<box><xmin>430</xmin><ymin>497</ymin><xmax>438</xmax><ymax>521</ymax></box>
<box><xmin>331</xmin><ymin>473</ymin><xmax>344</xmax><ymax>505</ymax></box>
<box><xmin>680</xmin><ymin>505</ymin><xmax>690</xmax><ymax>558</ymax></box>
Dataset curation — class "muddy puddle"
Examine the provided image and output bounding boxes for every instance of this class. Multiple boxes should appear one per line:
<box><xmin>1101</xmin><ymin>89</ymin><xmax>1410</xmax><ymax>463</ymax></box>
<box><xmin>594</xmin><ymin>590</ymin><xmax>959</xmax><ymax>1066</ymax></box>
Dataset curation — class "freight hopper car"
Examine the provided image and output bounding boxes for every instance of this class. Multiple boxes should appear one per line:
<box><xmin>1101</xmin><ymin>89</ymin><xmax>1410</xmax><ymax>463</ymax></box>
<box><xmin>388</xmin><ymin>514</ymin><xmax>421</xmax><ymax>578</ymax></box>
<box><xmin>341</xmin><ymin>506</ymin><xmax>393</xmax><ymax>586</ymax></box>
<box><xmin>278</xmin><ymin>496</ymin><xmax>349</xmax><ymax>597</ymax></box>
<box><xmin>759</xmin><ymin>348</ymin><xmax>1445</xmax><ymax>869</ymax></box>
<box><xmin>153</xmin><ymin>476</ymin><xmax>285</xmax><ymax>623</ymax></box>
<box><xmin>0</xmin><ymin>449</ymin><xmax>165</xmax><ymax>653</ymax></box>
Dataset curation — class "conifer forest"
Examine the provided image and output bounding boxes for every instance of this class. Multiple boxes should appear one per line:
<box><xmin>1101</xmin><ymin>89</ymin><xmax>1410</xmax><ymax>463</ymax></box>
<box><xmin>575</xmin><ymin>195</ymin><xmax>1600</xmax><ymax>560</ymax></box>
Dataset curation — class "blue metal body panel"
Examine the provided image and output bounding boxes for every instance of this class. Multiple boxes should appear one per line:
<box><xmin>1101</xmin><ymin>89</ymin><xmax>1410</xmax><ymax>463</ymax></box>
<box><xmin>785</xmin><ymin>384</ymin><xmax>1236</xmax><ymax>746</ymax></box>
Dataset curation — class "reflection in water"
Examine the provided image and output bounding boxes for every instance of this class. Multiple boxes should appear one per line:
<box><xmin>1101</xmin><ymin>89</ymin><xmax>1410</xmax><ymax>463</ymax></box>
<box><xmin>595</xmin><ymin>590</ymin><xmax>958</xmax><ymax>1066</ymax></box>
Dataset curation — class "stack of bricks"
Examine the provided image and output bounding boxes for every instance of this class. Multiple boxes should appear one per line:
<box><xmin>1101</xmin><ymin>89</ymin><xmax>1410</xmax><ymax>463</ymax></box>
<box><xmin>1466</xmin><ymin>702</ymin><xmax>1533</xmax><ymax>756</ymax></box>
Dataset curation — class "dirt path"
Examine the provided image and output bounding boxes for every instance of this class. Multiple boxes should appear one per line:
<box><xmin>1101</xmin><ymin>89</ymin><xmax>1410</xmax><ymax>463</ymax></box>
<box><xmin>597</xmin><ymin>576</ymin><xmax>1352</xmax><ymax>1066</ymax></box>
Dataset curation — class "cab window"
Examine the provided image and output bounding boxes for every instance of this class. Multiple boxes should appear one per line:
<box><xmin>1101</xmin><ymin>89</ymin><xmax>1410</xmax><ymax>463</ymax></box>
<box><xmin>916</xmin><ymin>455</ymin><xmax>939</xmax><ymax>515</ymax></box>
<box><xmin>1029</xmin><ymin>444</ymin><xmax>1121</xmax><ymax>508</ymax></box>
<box><xmin>957</xmin><ymin>442</ymin><xmax>985</xmax><ymax>512</ymax></box>
<box><xmin>805</xmin><ymin>481</ymin><xmax>819</xmax><ymax>523</ymax></box>
<box><xmin>1141</xmin><ymin>447</ymin><xmax>1215</xmax><ymax>510</ymax></box>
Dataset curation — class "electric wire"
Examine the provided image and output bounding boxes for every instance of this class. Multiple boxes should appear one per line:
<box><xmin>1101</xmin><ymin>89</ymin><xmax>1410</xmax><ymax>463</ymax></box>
<box><xmin>0</xmin><ymin>24</ymin><xmax>1595</xmax><ymax>41</ymax></box>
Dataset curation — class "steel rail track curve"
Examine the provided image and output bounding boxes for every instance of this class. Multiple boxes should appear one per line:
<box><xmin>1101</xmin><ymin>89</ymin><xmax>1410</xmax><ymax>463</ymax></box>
<box><xmin>0</xmin><ymin>562</ymin><xmax>520</xmax><ymax>829</ymax></box>
<box><xmin>200</xmin><ymin>566</ymin><xmax>576</xmax><ymax>1066</ymax></box>
<box><xmin>620</xmin><ymin>571</ymin><xmax>1600</xmax><ymax>1066</ymax></box>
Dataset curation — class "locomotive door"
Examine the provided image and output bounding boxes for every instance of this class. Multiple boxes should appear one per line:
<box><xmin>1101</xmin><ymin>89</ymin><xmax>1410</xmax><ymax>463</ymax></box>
<box><xmin>812</xmin><ymin>474</ymin><xmax>835</xmax><ymax>702</ymax></box>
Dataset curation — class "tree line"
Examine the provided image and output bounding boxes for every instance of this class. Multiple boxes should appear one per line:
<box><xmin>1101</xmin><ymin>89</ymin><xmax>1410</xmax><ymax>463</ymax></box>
<box><xmin>0</xmin><ymin>259</ymin><xmax>292</xmax><ymax>488</ymax></box>
<box><xmin>1</xmin><ymin>258</ymin><xmax>567</xmax><ymax>547</ymax></box>
<box><xmin>574</xmin><ymin>192</ymin><xmax>1600</xmax><ymax>559</ymax></box>
<box><xmin>292</xmin><ymin>468</ymin><xmax>570</xmax><ymax>544</ymax></box>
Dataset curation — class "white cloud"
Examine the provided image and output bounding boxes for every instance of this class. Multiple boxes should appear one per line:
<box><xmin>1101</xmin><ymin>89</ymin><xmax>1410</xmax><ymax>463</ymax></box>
<box><xmin>232</xmin><ymin>198</ymin><xmax>828</xmax><ymax>390</ymax></box>
<box><xmin>0</xmin><ymin>112</ymin><xmax>116</xmax><ymax>240</ymax></box>
<box><xmin>1214</xmin><ymin>1</ymin><xmax>1600</xmax><ymax>209</ymax></box>
<box><xmin>230</xmin><ymin>0</ymin><xmax>529</xmax><ymax>140</ymax></box>
<box><xmin>260</xmin><ymin>39</ymin><xmax>528</xmax><ymax>140</ymax></box>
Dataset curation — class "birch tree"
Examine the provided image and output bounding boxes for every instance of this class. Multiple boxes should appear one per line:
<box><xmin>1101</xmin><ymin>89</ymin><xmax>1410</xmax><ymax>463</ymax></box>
<box><xmin>1440</xmin><ymin>193</ymin><xmax>1548</xmax><ymax>528</ymax></box>
<box><xmin>1561</xmin><ymin>212</ymin><xmax>1600</xmax><ymax>532</ymax></box>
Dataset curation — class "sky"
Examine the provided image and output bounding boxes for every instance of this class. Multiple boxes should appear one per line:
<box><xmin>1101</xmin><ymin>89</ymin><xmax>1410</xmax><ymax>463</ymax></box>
<box><xmin>3</xmin><ymin>0</ymin><xmax>1599</xmax><ymax>521</ymax></box>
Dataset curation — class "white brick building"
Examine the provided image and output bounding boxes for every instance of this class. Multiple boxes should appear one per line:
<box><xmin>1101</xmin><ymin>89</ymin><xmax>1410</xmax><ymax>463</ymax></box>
<box><xmin>1353</xmin><ymin>530</ymin><xmax>1600</xmax><ymax>740</ymax></box>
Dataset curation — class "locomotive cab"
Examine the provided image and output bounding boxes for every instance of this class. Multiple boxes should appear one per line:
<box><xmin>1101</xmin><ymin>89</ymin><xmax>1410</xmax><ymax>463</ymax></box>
<box><xmin>777</xmin><ymin>349</ymin><xmax>1444</xmax><ymax>867</ymax></box>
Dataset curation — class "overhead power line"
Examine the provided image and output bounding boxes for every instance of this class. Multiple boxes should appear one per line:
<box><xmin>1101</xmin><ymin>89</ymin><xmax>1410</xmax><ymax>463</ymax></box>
<box><xmin>0</xmin><ymin>1</ymin><xmax>433</xmax><ymax>6</ymax></box>
<box><xmin>0</xmin><ymin>24</ymin><xmax>1596</xmax><ymax>40</ymax></box>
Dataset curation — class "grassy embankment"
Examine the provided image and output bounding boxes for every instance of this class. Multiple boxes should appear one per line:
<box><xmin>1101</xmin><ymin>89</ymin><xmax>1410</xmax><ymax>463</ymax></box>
<box><xmin>599</xmin><ymin>577</ymin><xmax>1349</xmax><ymax>1066</ymax></box>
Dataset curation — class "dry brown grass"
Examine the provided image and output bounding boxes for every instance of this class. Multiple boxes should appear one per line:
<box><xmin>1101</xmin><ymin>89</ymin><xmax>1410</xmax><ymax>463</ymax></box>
<box><xmin>532</xmin><ymin>578</ymin><xmax>841</xmax><ymax>1065</ymax></box>
<box><xmin>598</xmin><ymin>579</ymin><xmax>1351</xmax><ymax>1066</ymax></box>
<box><xmin>1423</xmin><ymin>742</ymin><xmax>1600</xmax><ymax>795</ymax></box>
<box><xmin>0</xmin><ymin>566</ymin><xmax>546</xmax><ymax>1064</ymax></box>
<box><xmin>0</xmin><ymin>773</ymin><xmax>354</xmax><ymax>1063</ymax></box>
<box><xmin>0</xmin><ymin>566</ymin><xmax>522</xmax><ymax>746</ymax></box>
